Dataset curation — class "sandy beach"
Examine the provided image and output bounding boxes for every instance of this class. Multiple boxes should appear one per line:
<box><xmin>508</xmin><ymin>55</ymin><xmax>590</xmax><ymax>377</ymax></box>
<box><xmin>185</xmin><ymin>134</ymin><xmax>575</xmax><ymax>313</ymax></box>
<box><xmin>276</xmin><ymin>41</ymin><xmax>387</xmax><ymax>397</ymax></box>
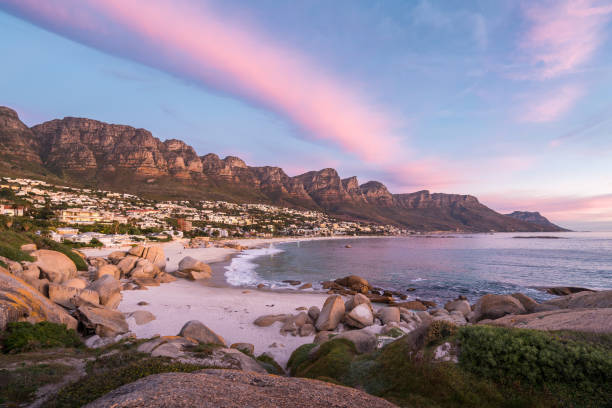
<box><xmin>82</xmin><ymin>236</ymin><xmax>368</xmax><ymax>367</ymax></box>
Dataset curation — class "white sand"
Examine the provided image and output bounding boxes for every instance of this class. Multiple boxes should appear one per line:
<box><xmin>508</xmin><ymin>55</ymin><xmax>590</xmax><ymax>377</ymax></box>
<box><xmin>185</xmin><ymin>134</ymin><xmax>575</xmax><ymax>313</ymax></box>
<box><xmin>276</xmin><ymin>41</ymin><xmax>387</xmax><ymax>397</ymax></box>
<box><xmin>82</xmin><ymin>236</ymin><xmax>370</xmax><ymax>368</ymax></box>
<box><xmin>121</xmin><ymin>281</ymin><xmax>329</xmax><ymax>368</ymax></box>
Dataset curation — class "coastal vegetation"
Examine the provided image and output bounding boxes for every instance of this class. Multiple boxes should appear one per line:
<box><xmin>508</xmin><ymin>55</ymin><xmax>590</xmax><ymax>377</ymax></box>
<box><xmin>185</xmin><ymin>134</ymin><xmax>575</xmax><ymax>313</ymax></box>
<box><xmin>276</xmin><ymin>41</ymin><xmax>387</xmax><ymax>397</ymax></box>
<box><xmin>1</xmin><ymin>322</ymin><xmax>82</xmax><ymax>354</ymax></box>
<box><xmin>288</xmin><ymin>325</ymin><xmax>612</xmax><ymax>407</ymax></box>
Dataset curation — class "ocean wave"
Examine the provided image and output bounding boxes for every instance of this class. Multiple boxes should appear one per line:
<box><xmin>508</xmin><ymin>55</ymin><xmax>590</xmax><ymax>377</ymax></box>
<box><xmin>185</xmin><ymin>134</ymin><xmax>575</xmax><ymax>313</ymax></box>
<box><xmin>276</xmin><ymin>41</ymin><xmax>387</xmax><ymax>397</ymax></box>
<box><xmin>224</xmin><ymin>245</ymin><xmax>284</xmax><ymax>286</ymax></box>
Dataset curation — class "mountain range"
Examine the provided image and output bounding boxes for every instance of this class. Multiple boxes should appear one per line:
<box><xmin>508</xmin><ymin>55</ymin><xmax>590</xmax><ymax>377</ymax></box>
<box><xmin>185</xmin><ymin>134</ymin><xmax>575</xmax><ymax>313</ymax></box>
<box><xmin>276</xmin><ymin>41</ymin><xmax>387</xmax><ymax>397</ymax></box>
<box><xmin>0</xmin><ymin>106</ymin><xmax>566</xmax><ymax>232</ymax></box>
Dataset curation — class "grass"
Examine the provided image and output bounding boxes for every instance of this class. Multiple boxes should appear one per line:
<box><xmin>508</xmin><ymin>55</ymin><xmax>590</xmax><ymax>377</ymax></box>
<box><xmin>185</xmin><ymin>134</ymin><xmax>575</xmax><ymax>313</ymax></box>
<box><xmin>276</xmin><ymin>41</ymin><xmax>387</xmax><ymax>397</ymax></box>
<box><xmin>1</xmin><ymin>322</ymin><xmax>83</xmax><ymax>354</ymax></box>
<box><xmin>0</xmin><ymin>363</ymin><xmax>73</xmax><ymax>406</ymax></box>
<box><xmin>255</xmin><ymin>354</ymin><xmax>284</xmax><ymax>375</ymax></box>
<box><xmin>43</xmin><ymin>351</ymin><xmax>215</xmax><ymax>408</ymax></box>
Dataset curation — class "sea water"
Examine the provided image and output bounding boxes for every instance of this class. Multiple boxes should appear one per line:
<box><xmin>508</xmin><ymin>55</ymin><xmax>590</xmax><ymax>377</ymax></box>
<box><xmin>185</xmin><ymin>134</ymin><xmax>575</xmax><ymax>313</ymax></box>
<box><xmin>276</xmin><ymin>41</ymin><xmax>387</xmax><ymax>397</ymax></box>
<box><xmin>224</xmin><ymin>232</ymin><xmax>612</xmax><ymax>303</ymax></box>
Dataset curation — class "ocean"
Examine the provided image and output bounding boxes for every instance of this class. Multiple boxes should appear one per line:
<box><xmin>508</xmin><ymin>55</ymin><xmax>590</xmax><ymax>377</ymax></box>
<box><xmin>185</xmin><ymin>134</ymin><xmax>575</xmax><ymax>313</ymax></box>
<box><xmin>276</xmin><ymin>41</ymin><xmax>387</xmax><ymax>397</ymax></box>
<box><xmin>223</xmin><ymin>232</ymin><xmax>612</xmax><ymax>304</ymax></box>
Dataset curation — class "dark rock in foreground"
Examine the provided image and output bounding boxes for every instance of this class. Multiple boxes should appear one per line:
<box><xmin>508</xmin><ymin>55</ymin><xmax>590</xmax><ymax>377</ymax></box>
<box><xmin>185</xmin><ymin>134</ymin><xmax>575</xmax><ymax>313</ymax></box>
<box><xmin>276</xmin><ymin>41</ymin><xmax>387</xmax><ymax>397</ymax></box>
<box><xmin>85</xmin><ymin>369</ymin><xmax>397</xmax><ymax>408</ymax></box>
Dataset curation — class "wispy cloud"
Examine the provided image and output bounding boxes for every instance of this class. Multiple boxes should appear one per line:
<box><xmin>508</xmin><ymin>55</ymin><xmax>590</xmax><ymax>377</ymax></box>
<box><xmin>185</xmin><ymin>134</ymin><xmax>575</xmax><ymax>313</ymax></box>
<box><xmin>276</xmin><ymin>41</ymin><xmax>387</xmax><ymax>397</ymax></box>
<box><xmin>520</xmin><ymin>0</ymin><xmax>612</xmax><ymax>79</ymax></box>
<box><xmin>520</xmin><ymin>84</ymin><xmax>584</xmax><ymax>123</ymax></box>
<box><xmin>0</xmin><ymin>0</ymin><xmax>402</xmax><ymax>165</ymax></box>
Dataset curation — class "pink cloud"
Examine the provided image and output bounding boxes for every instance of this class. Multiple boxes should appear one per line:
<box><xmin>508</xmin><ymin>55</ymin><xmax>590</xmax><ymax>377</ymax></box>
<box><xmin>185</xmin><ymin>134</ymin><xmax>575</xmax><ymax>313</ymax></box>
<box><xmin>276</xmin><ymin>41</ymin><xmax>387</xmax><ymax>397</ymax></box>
<box><xmin>520</xmin><ymin>0</ymin><xmax>612</xmax><ymax>79</ymax></box>
<box><xmin>520</xmin><ymin>84</ymin><xmax>584</xmax><ymax>123</ymax></box>
<box><xmin>481</xmin><ymin>192</ymin><xmax>612</xmax><ymax>223</ymax></box>
<box><xmin>0</xmin><ymin>0</ymin><xmax>400</xmax><ymax>164</ymax></box>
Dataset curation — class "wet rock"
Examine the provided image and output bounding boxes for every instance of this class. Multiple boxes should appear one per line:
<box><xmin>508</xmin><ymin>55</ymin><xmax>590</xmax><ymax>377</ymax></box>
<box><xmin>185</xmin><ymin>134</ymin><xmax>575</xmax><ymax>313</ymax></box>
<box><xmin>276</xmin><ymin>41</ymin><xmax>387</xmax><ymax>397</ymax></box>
<box><xmin>334</xmin><ymin>275</ymin><xmax>371</xmax><ymax>294</ymax></box>
<box><xmin>299</xmin><ymin>323</ymin><xmax>315</xmax><ymax>337</ymax></box>
<box><xmin>298</xmin><ymin>283</ymin><xmax>312</xmax><ymax>290</ymax></box>
<box><xmin>394</xmin><ymin>300</ymin><xmax>427</xmax><ymax>311</ymax></box>
<box><xmin>282</xmin><ymin>280</ymin><xmax>301</xmax><ymax>286</ymax></box>
<box><xmin>542</xmin><ymin>287</ymin><xmax>595</xmax><ymax>296</ymax></box>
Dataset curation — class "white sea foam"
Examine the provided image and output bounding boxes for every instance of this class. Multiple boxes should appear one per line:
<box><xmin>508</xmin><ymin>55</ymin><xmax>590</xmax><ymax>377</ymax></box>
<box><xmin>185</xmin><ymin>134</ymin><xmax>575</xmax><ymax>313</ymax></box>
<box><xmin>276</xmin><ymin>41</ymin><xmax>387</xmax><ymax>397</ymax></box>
<box><xmin>411</xmin><ymin>277</ymin><xmax>427</xmax><ymax>282</ymax></box>
<box><xmin>224</xmin><ymin>245</ymin><xmax>284</xmax><ymax>286</ymax></box>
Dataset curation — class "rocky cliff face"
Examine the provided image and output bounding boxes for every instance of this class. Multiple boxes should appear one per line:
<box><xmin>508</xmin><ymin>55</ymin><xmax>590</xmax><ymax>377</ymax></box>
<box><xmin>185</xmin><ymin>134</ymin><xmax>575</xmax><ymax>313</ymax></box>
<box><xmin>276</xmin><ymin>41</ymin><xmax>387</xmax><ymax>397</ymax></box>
<box><xmin>0</xmin><ymin>107</ymin><xmax>566</xmax><ymax>232</ymax></box>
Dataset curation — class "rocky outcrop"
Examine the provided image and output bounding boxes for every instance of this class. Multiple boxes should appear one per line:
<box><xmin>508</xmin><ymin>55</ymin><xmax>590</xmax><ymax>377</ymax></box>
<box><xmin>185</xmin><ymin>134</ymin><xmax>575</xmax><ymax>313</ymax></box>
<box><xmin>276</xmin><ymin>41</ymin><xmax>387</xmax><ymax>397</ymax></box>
<box><xmin>32</xmin><ymin>250</ymin><xmax>77</xmax><ymax>284</ymax></box>
<box><xmin>85</xmin><ymin>369</ymin><xmax>397</xmax><ymax>408</ymax></box>
<box><xmin>0</xmin><ymin>267</ymin><xmax>78</xmax><ymax>330</ymax></box>
<box><xmin>542</xmin><ymin>290</ymin><xmax>612</xmax><ymax>309</ymax></box>
<box><xmin>483</xmin><ymin>308</ymin><xmax>612</xmax><ymax>333</ymax></box>
<box><xmin>77</xmin><ymin>304</ymin><xmax>129</xmax><ymax>337</ymax></box>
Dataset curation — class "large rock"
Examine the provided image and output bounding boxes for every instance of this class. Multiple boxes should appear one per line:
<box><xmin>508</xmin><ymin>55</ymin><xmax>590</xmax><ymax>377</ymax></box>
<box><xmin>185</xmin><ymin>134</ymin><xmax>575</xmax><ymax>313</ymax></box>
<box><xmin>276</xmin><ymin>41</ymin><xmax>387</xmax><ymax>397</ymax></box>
<box><xmin>334</xmin><ymin>275</ymin><xmax>371</xmax><ymax>293</ymax></box>
<box><xmin>468</xmin><ymin>294</ymin><xmax>526</xmax><ymax>322</ymax></box>
<box><xmin>128</xmin><ymin>245</ymin><xmax>166</xmax><ymax>271</ymax></box>
<box><xmin>96</xmin><ymin>264</ymin><xmax>121</xmax><ymax>280</ymax></box>
<box><xmin>64</xmin><ymin>277</ymin><xmax>87</xmax><ymax>289</ymax></box>
<box><xmin>17</xmin><ymin>263</ymin><xmax>40</xmax><ymax>281</ymax></box>
<box><xmin>87</xmin><ymin>275</ymin><xmax>121</xmax><ymax>306</ymax></box>
<box><xmin>511</xmin><ymin>293</ymin><xmax>539</xmax><ymax>312</ymax></box>
<box><xmin>542</xmin><ymin>290</ymin><xmax>612</xmax><ymax>309</ymax></box>
<box><xmin>129</xmin><ymin>258</ymin><xmax>159</xmax><ymax>279</ymax></box>
<box><xmin>394</xmin><ymin>300</ymin><xmax>427</xmax><ymax>311</ymax></box>
<box><xmin>32</xmin><ymin>249</ymin><xmax>77</xmax><ymax>283</ymax></box>
<box><xmin>344</xmin><ymin>303</ymin><xmax>374</xmax><ymax>328</ymax></box>
<box><xmin>77</xmin><ymin>304</ymin><xmax>129</xmax><ymax>337</ymax></box>
<box><xmin>0</xmin><ymin>267</ymin><xmax>77</xmax><ymax>330</ymax></box>
<box><xmin>127</xmin><ymin>310</ymin><xmax>156</xmax><ymax>325</ymax></box>
<box><xmin>378</xmin><ymin>307</ymin><xmax>401</xmax><ymax>325</ymax></box>
<box><xmin>48</xmin><ymin>283</ymin><xmax>81</xmax><ymax>308</ymax></box>
<box><xmin>335</xmin><ymin>329</ymin><xmax>377</xmax><ymax>354</ymax></box>
<box><xmin>0</xmin><ymin>257</ymin><xmax>23</xmax><ymax>275</ymax></box>
<box><xmin>85</xmin><ymin>369</ymin><xmax>397</xmax><ymax>408</ymax></box>
<box><xmin>179</xmin><ymin>320</ymin><xmax>226</xmax><ymax>346</ymax></box>
<box><xmin>20</xmin><ymin>243</ymin><xmax>37</xmax><ymax>253</ymax></box>
<box><xmin>107</xmin><ymin>250</ymin><xmax>127</xmax><ymax>264</ymax></box>
<box><xmin>178</xmin><ymin>256</ymin><xmax>211</xmax><ymax>273</ymax></box>
<box><xmin>253</xmin><ymin>314</ymin><xmax>289</xmax><ymax>327</ymax></box>
<box><xmin>116</xmin><ymin>255</ymin><xmax>140</xmax><ymax>276</ymax></box>
<box><xmin>345</xmin><ymin>293</ymin><xmax>372</xmax><ymax>312</ymax></box>
<box><xmin>444</xmin><ymin>299</ymin><xmax>471</xmax><ymax>316</ymax></box>
<box><xmin>315</xmin><ymin>295</ymin><xmax>345</xmax><ymax>331</ymax></box>
<box><xmin>542</xmin><ymin>287</ymin><xmax>594</xmax><ymax>296</ymax></box>
<box><xmin>483</xmin><ymin>308</ymin><xmax>612</xmax><ymax>333</ymax></box>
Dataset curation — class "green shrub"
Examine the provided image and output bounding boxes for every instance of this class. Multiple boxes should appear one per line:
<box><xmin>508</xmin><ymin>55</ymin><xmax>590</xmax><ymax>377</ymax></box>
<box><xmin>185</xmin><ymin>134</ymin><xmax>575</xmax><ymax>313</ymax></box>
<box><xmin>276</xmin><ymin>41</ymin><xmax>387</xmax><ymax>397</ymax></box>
<box><xmin>426</xmin><ymin>320</ymin><xmax>458</xmax><ymax>345</ymax></box>
<box><xmin>459</xmin><ymin>326</ymin><xmax>612</xmax><ymax>405</ymax></box>
<box><xmin>256</xmin><ymin>354</ymin><xmax>284</xmax><ymax>375</ymax></box>
<box><xmin>287</xmin><ymin>343</ymin><xmax>317</xmax><ymax>375</ymax></box>
<box><xmin>0</xmin><ymin>244</ymin><xmax>34</xmax><ymax>263</ymax></box>
<box><xmin>383</xmin><ymin>327</ymin><xmax>404</xmax><ymax>338</ymax></box>
<box><xmin>0</xmin><ymin>259</ymin><xmax>7</xmax><ymax>269</ymax></box>
<box><xmin>0</xmin><ymin>363</ymin><xmax>73</xmax><ymax>405</ymax></box>
<box><xmin>183</xmin><ymin>342</ymin><xmax>223</xmax><ymax>358</ymax></box>
<box><xmin>294</xmin><ymin>339</ymin><xmax>357</xmax><ymax>382</ymax></box>
<box><xmin>46</xmin><ymin>356</ymin><xmax>211</xmax><ymax>408</ymax></box>
<box><xmin>1</xmin><ymin>322</ymin><xmax>82</xmax><ymax>354</ymax></box>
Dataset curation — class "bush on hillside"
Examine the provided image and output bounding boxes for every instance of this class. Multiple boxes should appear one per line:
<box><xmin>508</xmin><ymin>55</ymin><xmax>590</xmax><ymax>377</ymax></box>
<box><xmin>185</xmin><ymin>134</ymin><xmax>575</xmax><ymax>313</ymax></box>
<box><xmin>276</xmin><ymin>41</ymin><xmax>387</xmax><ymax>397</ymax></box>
<box><xmin>458</xmin><ymin>325</ymin><xmax>612</xmax><ymax>404</ymax></box>
<box><xmin>1</xmin><ymin>322</ymin><xmax>82</xmax><ymax>354</ymax></box>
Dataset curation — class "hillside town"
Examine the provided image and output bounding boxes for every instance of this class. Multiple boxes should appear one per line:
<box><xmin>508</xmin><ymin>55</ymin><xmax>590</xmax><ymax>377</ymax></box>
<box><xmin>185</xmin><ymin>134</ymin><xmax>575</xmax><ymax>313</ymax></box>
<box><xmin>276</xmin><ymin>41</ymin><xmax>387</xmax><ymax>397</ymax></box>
<box><xmin>0</xmin><ymin>176</ymin><xmax>407</xmax><ymax>247</ymax></box>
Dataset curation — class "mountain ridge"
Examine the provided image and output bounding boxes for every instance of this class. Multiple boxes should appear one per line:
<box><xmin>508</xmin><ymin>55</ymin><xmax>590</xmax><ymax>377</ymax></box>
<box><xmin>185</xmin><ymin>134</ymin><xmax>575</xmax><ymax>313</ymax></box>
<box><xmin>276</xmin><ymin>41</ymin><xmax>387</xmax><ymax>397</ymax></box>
<box><xmin>0</xmin><ymin>106</ymin><xmax>565</xmax><ymax>232</ymax></box>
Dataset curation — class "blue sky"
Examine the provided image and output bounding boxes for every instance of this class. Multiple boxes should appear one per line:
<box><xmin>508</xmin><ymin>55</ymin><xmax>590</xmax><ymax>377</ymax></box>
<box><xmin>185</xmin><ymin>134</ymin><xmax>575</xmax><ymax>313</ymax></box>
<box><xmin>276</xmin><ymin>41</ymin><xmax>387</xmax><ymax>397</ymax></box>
<box><xmin>1</xmin><ymin>0</ymin><xmax>611</xmax><ymax>230</ymax></box>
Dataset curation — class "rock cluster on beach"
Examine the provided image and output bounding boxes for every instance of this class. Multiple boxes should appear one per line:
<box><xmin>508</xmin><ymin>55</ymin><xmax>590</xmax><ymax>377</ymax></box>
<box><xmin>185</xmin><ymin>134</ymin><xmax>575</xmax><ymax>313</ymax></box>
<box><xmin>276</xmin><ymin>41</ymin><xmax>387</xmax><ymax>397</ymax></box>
<box><xmin>0</xmin><ymin>244</ymin><xmax>176</xmax><ymax>346</ymax></box>
<box><xmin>253</xmin><ymin>274</ymin><xmax>612</xmax><ymax>355</ymax></box>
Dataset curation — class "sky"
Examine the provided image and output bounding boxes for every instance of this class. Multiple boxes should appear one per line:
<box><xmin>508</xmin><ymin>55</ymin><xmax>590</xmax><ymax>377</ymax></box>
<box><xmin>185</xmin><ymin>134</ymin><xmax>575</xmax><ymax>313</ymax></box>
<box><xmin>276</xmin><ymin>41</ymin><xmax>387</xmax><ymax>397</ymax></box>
<box><xmin>0</xmin><ymin>0</ymin><xmax>611</xmax><ymax>230</ymax></box>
